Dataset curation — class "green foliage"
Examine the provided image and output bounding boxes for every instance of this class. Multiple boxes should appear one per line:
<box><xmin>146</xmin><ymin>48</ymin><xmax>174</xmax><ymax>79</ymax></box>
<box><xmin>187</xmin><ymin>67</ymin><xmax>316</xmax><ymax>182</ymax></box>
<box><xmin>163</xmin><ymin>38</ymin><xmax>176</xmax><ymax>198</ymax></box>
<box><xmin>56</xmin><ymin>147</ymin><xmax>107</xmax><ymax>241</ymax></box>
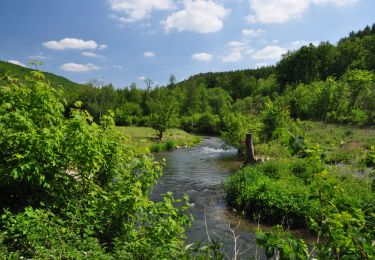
<box><xmin>260</xmin><ymin>100</ymin><xmax>292</xmax><ymax>141</ymax></box>
<box><xmin>225</xmin><ymin>132</ymin><xmax>374</xmax><ymax>259</ymax></box>
<box><xmin>0</xmin><ymin>73</ymin><xmax>196</xmax><ymax>258</ymax></box>
<box><xmin>277</xmin><ymin>24</ymin><xmax>375</xmax><ymax>88</ymax></box>
<box><xmin>256</xmin><ymin>226</ymin><xmax>308</xmax><ymax>260</ymax></box>
<box><xmin>0</xmin><ymin>60</ymin><xmax>84</xmax><ymax>104</ymax></box>
<box><xmin>224</xmin><ymin>160</ymin><xmax>316</xmax><ymax>226</ymax></box>
<box><xmin>310</xmin><ymin>206</ymin><xmax>375</xmax><ymax>259</ymax></box>
<box><xmin>195</xmin><ymin>112</ymin><xmax>221</xmax><ymax>135</ymax></box>
<box><xmin>224</xmin><ymin>157</ymin><xmax>374</xmax><ymax>228</ymax></box>
<box><xmin>206</xmin><ymin>87</ymin><xmax>233</xmax><ymax>114</ymax></box>
<box><xmin>363</xmin><ymin>146</ymin><xmax>375</xmax><ymax>167</ymax></box>
<box><xmin>149</xmin><ymin>140</ymin><xmax>176</xmax><ymax>152</ymax></box>
<box><xmin>148</xmin><ymin>90</ymin><xmax>179</xmax><ymax>140</ymax></box>
<box><xmin>1</xmin><ymin>207</ymin><xmax>109</xmax><ymax>259</ymax></box>
<box><xmin>220</xmin><ymin>113</ymin><xmax>262</xmax><ymax>151</ymax></box>
<box><xmin>283</xmin><ymin>71</ymin><xmax>374</xmax><ymax>125</ymax></box>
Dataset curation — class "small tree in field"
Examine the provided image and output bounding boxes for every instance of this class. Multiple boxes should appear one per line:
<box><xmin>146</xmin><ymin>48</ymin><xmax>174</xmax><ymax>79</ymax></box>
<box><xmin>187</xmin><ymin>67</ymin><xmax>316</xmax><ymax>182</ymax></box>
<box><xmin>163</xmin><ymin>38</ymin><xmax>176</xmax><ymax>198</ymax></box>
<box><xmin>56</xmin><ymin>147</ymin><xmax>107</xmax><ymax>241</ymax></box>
<box><xmin>148</xmin><ymin>91</ymin><xmax>179</xmax><ymax>141</ymax></box>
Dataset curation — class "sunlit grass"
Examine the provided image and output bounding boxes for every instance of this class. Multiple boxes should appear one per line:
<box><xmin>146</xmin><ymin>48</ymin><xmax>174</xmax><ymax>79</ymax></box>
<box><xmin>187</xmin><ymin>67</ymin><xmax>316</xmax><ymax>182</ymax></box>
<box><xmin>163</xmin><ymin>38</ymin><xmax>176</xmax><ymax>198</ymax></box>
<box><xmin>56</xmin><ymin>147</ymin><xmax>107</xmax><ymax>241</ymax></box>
<box><xmin>117</xmin><ymin>126</ymin><xmax>201</xmax><ymax>152</ymax></box>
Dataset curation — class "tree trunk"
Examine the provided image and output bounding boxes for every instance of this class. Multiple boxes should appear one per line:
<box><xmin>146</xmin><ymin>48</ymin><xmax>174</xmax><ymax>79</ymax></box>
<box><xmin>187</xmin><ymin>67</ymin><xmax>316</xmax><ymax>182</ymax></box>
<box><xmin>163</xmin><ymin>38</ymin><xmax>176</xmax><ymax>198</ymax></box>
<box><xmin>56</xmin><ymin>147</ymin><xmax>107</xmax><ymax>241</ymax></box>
<box><xmin>245</xmin><ymin>133</ymin><xmax>256</xmax><ymax>165</ymax></box>
<box><xmin>158</xmin><ymin>130</ymin><xmax>163</xmax><ymax>141</ymax></box>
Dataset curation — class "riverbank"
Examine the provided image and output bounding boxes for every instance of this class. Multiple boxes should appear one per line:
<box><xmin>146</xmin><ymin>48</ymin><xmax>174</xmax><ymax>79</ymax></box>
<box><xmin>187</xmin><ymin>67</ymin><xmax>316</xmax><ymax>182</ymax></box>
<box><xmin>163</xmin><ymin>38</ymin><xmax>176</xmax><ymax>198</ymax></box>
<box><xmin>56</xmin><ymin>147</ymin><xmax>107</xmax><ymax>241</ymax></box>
<box><xmin>117</xmin><ymin>126</ymin><xmax>202</xmax><ymax>152</ymax></box>
<box><xmin>223</xmin><ymin>121</ymin><xmax>374</xmax><ymax>257</ymax></box>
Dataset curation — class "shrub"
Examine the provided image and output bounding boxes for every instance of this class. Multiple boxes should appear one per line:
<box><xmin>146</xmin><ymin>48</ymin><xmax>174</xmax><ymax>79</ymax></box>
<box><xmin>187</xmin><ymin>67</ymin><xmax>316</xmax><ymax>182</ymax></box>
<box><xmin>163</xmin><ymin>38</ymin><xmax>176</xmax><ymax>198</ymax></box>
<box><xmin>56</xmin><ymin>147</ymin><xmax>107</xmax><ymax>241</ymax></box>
<box><xmin>0</xmin><ymin>72</ymin><xmax>193</xmax><ymax>258</ymax></box>
<box><xmin>260</xmin><ymin>100</ymin><xmax>292</xmax><ymax>141</ymax></box>
<box><xmin>165</xmin><ymin>140</ymin><xmax>176</xmax><ymax>151</ymax></box>
<box><xmin>363</xmin><ymin>146</ymin><xmax>375</xmax><ymax>167</ymax></box>
<box><xmin>196</xmin><ymin>112</ymin><xmax>221</xmax><ymax>135</ymax></box>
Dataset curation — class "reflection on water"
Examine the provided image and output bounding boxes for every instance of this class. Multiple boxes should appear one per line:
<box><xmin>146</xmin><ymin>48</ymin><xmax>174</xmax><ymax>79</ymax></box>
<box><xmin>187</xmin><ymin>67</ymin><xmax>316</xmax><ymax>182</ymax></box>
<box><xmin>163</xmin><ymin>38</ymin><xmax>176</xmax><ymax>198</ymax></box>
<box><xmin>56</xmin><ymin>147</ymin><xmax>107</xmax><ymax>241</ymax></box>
<box><xmin>152</xmin><ymin>137</ymin><xmax>264</xmax><ymax>259</ymax></box>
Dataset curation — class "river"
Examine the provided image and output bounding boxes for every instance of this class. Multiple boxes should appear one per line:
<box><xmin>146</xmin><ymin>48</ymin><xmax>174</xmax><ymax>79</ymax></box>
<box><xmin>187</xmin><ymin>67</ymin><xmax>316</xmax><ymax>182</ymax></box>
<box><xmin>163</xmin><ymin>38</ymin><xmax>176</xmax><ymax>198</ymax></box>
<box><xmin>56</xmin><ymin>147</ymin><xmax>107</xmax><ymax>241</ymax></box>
<box><xmin>152</xmin><ymin>136</ymin><xmax>265</xmax><ymax>259</ymax></box>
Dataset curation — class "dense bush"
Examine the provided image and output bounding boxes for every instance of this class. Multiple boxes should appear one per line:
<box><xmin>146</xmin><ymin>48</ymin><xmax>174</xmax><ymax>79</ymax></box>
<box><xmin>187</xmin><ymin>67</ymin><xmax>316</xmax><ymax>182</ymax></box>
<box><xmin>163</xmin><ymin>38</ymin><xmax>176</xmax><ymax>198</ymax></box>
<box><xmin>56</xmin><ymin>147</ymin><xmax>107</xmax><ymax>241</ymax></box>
<box><xmin>224</xmin><ymin>147</ymin><xmax>375</xmax><ymax>258</ymax></box>
<box><xmin>220</xmin><ymin>113</ymin><xmax>262</xmax><ymax>152</ymax></box>
<box><xmin>224</xmin><ymin>159</ymin><xmax>374</xmax><ymax>228</ymax></box>
<box><xmin>0</xmin><ymin>72</ymin><xmax>194</xmax><ymax>258</ymax></box>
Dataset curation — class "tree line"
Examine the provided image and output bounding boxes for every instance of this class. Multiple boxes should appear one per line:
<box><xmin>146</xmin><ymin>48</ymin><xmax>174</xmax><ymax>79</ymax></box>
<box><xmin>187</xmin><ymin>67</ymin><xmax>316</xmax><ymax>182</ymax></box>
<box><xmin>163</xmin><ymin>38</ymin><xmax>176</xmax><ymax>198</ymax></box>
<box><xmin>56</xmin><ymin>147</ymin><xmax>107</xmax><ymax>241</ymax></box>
<box><xmin>63</xmin><ymin>23</ymin><xmax>374</xmax><ymax>141</ymax></box>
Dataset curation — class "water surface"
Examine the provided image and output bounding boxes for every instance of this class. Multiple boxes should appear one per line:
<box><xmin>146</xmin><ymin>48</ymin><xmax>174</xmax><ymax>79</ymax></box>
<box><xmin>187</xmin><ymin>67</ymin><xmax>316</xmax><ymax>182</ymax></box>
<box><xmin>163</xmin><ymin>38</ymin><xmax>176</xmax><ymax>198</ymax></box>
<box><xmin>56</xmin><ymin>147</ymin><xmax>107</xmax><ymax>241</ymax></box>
<box><xmin>152</xmin><ymin>137</ymin><xmax>264</xmax><ymax>259</ymax></box>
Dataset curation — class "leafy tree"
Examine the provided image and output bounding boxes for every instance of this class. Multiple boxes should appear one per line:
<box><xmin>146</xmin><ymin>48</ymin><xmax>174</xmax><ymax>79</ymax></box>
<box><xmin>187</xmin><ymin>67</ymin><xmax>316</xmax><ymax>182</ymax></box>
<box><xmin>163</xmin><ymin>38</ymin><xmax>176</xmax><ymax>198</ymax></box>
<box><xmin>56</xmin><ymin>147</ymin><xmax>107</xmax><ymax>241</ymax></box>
<box><xmin>182</xmin><ymin>82</ymin><xmax>210</xmax><ymax>115</ymax></box>
<box><xmin>207</xmin><ymin>87</ymin><xmax>232</xmax><ymax>115</ymax></box>
<box><xmin>148</xmin><ymin>90</ymin><xmax>179</xmax><ymax>140</ymax></box>
<box><xmin>260</xmin><ymin>100</ymin><xmax>292</xmax><ymax>141</ymax></box>
<box><xmin>0</xmin><ymin>72</ymin><xmax>193</xmax><ymax>258</ymax></box>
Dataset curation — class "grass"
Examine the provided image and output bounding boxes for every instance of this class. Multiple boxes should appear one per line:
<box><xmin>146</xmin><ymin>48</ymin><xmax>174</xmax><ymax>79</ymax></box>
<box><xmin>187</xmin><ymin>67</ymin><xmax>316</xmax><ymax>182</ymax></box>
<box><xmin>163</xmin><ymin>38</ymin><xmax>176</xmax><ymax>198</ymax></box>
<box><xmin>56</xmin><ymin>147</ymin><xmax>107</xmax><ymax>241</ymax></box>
<box><xmin>253</xmin><ymin>121</ymin><xmax>375</xmax><ymax>175</ymax></box>
<box><xmin>225</xmin><ymin>121</ymin><xmax>375</xmax><ymax>229</ymax></box>
<box><xmin>117</xmin><ymin>126</ymin><xmax>201</xmax><ymax>152</ymax></box>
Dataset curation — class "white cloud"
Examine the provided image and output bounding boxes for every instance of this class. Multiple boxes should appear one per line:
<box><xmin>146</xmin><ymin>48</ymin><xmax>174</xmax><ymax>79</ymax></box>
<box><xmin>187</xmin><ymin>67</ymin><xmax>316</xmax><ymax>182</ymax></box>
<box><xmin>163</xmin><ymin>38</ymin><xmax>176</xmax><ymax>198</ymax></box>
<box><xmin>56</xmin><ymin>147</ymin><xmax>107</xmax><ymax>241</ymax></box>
<box><xmin>108</xmin><ymin>0</ymin><xmax>175</xmax><ymax>24</ymax></box>
<box><xmin>247</xmin><ymin>0</ymin><xmax>309</xmax><ymax>23</ymax></box>
<box><xmin>8</xmin><ymin>60</ymin><xmax>26</xmax><ymax>67</ymax></box>
<box><xmin>241</xmin><ymin>28</ymin><xmax>266</xmax><ymax>37</ymax></box>
<box><xmin>61</xmin><ymin>63</ymin><xmax>100</xmax><ymax>72</ymax></box>
<box><xmin>221</xmin><ymin>40</ymin><xmax>254</xmax><ymax>62</ymax></box>
<box><xmin>312</xmin><ymin>0</ymin><xmax>358</xmax><ymax>6</ymax></box>
<box><xmin>43</xmin><ymin>38</ymin><xmax>98</xmax><ymax>50</ymax></box>
<box><xmin>138</xmin><ymin>76</ymin><xmax>146</xmax><ymax>81</ymax></box>
<box><xmin>113</xmin><ymin>65</ymin><xmax>123</xmax><ymax>69</ymax></box>
<box><xmin>82</xmin><ymin>51</ymin><xmax>103</xmax><ymax>58</ymax></box>
<box><xmin>252</xmin><ymin>45</ymin><xmax>287</xmax><ymax>60</ymax></box>
<box><xmin>292</xmin><ymin>40</ymin><xmax>320</xmax><ymax>48</ymax></box>
<box><xmin>98</xmin><ymin>44</ymin><xmax>108</xmax><ymax>50</ymax></box>
<box><xmin>144</xmin><ymin>51</ymin><xmax>156</xmax><ymax>57</ymax></box>
<box><xmin>247</xmin><ymin>0</ymin><xmax>358</xmax><ymax>24</ymax></box>
<box><xmin>163</xmin><ymin>0</ymin><xmax>230</xmax><ymax>34</ymax></box>
<box><xmin>228</xmin><ymin>41</ymin><xmax>248</xmax><ymax>48</ymax></box>
<box><xmin>222</xmin><ymin>51</ymin><xmax>242</xmax><ymax>62</ymax></box>
<box><xmin>192</xmin><ymin>52</ymin><xmax>213</xmax><ymax>61</ymax></box>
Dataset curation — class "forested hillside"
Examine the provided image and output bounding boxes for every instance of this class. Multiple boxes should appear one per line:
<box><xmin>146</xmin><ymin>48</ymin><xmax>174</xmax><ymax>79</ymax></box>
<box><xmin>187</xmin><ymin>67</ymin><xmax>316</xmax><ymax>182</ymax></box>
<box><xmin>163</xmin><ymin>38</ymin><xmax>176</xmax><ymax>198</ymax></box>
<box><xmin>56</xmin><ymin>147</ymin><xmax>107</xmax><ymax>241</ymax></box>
<box><xmin>0</xmin><ymin>60</ymin><xmax>85</xmax><ymax>103</ymax></box>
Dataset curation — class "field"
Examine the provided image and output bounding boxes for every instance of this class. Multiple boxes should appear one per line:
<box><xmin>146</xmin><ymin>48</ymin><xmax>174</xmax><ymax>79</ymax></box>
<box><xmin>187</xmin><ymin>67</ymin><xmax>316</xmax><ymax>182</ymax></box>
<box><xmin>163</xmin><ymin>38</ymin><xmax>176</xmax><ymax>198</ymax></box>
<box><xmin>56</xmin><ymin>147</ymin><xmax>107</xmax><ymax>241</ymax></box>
<box><xmin>117</xmin><ymin>126</ymin><xmax>202</xmax><ymax>152</ymax></box>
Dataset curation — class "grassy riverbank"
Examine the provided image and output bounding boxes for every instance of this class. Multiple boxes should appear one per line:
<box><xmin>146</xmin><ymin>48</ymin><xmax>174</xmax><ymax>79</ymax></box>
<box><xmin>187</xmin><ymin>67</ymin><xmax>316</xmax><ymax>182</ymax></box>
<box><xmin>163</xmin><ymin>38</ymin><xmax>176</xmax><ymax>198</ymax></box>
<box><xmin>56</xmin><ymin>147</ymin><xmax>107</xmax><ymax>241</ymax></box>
<box><xmin>254</xmin><ymin>121</ymin><xmax>375</xmax><ymax>166</ymax></box>
<box><xmin>118</xmin><ymin>126</ymin><xmax>201</xmax><ymax>152</ymax></box>
<box><xmin>224</xmin><ymin>121</ymin><xmax>374</xmax><ymax>257</ymax></box>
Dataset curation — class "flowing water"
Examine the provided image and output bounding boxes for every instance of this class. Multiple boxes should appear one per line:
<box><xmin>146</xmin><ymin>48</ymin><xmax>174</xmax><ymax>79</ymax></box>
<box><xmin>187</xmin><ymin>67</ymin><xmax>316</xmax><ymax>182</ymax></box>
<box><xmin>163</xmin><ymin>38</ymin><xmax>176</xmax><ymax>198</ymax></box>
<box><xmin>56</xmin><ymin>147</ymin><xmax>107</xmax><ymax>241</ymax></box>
<box><xmin>152</xmin><ymin>136</ymin><xmax>266</xmax><ymax>259</ymax></box>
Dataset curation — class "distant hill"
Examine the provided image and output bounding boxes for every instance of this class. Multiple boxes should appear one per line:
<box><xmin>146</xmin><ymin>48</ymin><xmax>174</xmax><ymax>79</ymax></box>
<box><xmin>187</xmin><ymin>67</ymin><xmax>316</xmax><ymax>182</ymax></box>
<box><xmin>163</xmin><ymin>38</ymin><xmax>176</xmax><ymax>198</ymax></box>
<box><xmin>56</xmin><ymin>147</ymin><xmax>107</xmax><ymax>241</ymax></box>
<box><xmin>0</xmin><ymin>60</ymin><xmax>84</xmax><ymax>103</ymax></box>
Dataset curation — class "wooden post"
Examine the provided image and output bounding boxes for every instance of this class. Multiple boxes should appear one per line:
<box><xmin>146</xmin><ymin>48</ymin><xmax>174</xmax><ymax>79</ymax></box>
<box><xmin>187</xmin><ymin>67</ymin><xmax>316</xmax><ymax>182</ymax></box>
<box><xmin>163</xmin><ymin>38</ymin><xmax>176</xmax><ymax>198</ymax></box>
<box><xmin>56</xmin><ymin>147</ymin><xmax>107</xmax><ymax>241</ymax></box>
<box><xmin>245</xmin><ymin>133</ymin><xmax>256</xmax><ymax>165</ymax></box>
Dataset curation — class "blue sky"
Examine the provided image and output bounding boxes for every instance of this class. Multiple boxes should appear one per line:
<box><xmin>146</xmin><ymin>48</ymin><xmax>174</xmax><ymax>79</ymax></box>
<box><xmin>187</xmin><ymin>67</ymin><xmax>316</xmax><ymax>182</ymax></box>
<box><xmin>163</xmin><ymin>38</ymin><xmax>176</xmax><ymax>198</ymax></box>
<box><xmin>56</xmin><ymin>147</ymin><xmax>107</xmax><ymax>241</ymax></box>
<box><xmin>1</xmin><ymin>0</ymin><xmax>374</xmax><ymax>88</ymax></box>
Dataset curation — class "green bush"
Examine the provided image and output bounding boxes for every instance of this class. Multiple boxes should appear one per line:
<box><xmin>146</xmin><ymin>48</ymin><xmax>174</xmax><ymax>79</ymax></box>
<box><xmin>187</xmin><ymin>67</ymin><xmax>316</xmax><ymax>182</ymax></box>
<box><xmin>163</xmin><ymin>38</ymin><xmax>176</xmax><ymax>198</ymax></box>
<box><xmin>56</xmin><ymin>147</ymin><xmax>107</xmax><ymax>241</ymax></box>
<box><xmin>0</xmin><ymin>72</ymin><xmax>194</xmax><ymax>258</ymax></box>
<box><xmin>363</xmin><ymin>146</ymin><xmax>375</xmax><ymax>167</ymax></box>
<box><xmin>220</xmin><ymin>112</ymin><xmax>262</xmax><ymax>152</ymax></box>
<box><xmin>150</xmin><ymin>143</ymin><xmax>162</xmax><ymax>152</ymax></box>
<box><xmin>165</xmin><ymin>140</ymin><xmax>176</xmax><ymax>151</ymax></box>
<box><xmin>349</xmin><ymin>108</ymin><xmax>368</xmax><ymax>125</ymax></box>
<box><xmin>224</xmin><ymin>161</ymin><xmax>314</xmax><ymax>226</ymax></box>
<box><xmin>196</xmin><ymin>112</ymin><xmax>221</xmax><ymax>134</ymax></box>
<box><xmin>224</xmin><ymin>159</ymin><xmax>374</xmax><ymax>228</ymax></box>
<box><xmin>260</xmin><ymin>100</ymin><xmax>292</xmax><ymax>141</ymax></box>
